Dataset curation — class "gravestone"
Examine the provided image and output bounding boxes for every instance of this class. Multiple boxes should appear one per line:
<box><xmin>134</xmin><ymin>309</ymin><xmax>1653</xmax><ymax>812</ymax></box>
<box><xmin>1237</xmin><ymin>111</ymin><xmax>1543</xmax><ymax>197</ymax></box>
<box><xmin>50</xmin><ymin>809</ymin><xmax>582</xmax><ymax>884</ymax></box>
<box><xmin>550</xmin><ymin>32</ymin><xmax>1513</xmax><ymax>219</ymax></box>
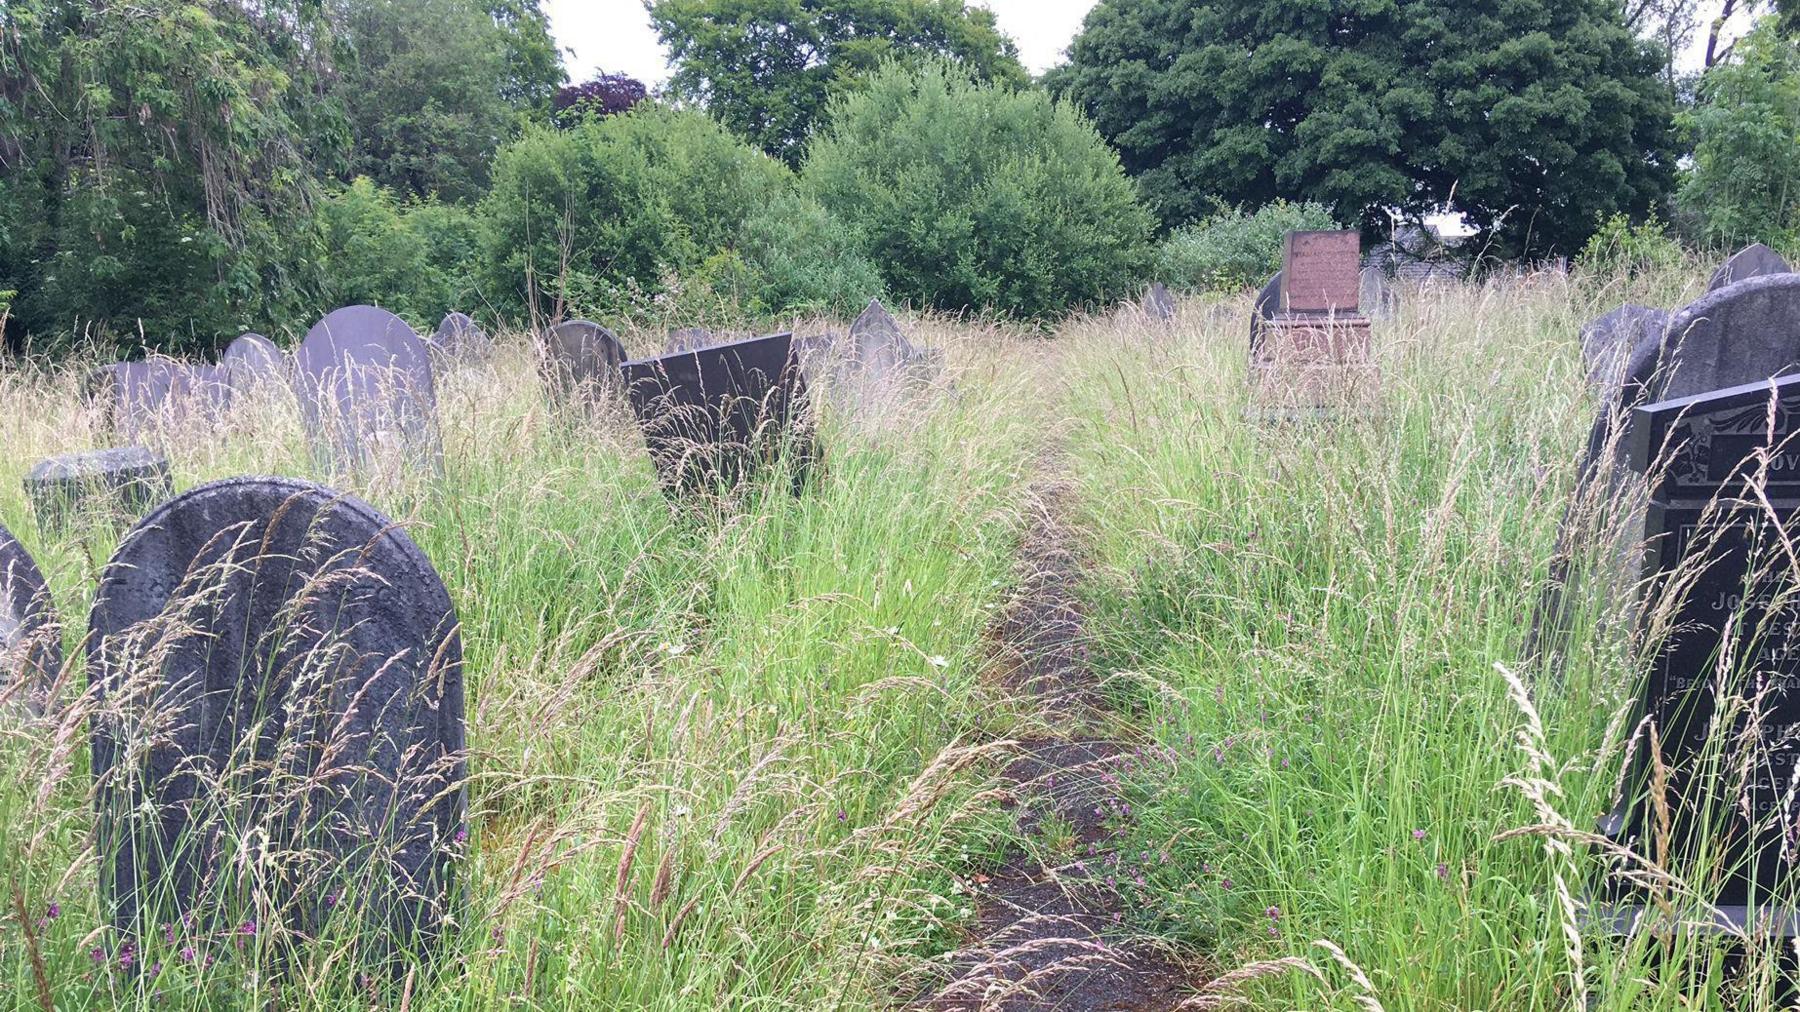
<box><xmin>1593</xmin><ymin>373</ymin><xmax>1800</xmax><ymax>934</ymax></box>
<box><xmin>621</xmin><ymin>332</ymin><xmax>816</xmax><ymax>496</ymax></box>
<box><xmin>1580</xmin><ymin>304</ymin><xmax>1670</xmax><ymax>394</ymax></box>
<box><xmin>0</xmin><ymin>524</ymin><xmax>60</xmax><ymax>714</ymax></box>
<box><xmin>429</xmin><ymin>312</ymin><xmax>494</xmax><ymax>367</ymax></box>
<box><xmin>1251</xmin><ymin>232</ymin><xmax>1376</xmax><ymax>411</ymax></box>
<box><xmin>220</xmin><ymin>333</ymin><xmax>287</xmax><ymax>396</ymax></box>
<box><xmin>23</xmin><ymin>448</ymin><xmax>172</xmax><ymax>527</ymax></box>
<box><xmin>88</xmin><ymin>477</ymin><xmax>465</xmax><ymax>953</ymax></box>
<box><xmin>1708</xmin><ymin>243</ymin><xmax>1793</xmax><ymax>293</ymax></box>
<box><xmin>293</xmin><ymin>306</ymin><xmax>440</xmax><ymax>474</ymax></box>
<box><xmin>1248</xmin><ymin>271</ymin><xmax>1283</xmax><ymax>355</ymax></box>
<box><xmin>88</xmin><ymin>360</ymin><xmax>230</xmax><ymax>440</ymax></box>
<box><xmin>664</xmin><ymin>327</ymin><xmax>718</xmax><ymax>356</ymax></box>
<box><xmin>1141</xmin><ymin>283</ymin><xmax>1177</xmax><ymax>324</ymax></box>
<box><xmin>1360</xmin><ymin>267</ymin><xmax>1398</xmax><ymax>320</ymax></box>
<box><xmin>805</xmin><ymin>300</ymin><xmax>942</xmax><ymax>419</ymax></box>
<box><xmin>539</xmin><ymin>319</ymin><xmax>625</xmax><ymax>409</ymax></box>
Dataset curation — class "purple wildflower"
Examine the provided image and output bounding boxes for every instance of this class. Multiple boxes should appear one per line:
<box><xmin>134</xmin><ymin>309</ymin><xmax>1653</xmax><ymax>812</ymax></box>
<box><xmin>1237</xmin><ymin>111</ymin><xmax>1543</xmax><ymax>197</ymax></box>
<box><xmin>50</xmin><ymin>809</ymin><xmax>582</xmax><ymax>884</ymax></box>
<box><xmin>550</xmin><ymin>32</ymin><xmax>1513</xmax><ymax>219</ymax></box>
<box><xmin>89</xmin><ymin>947</ymin><xmax>106</xmax><ymax>965</ymax></box>
<box><xmin>238</xmin><ymin>919</ymin><xmax>257</xmax><ymax>937</ymax></box>
<box><xmin>44</xmin><ymin>903</ymin><xmax>59</xmax><ymax>920</ymax></box>
<box><xmin>1412</xmin><ymin>829</ymin><xmax>1427</xmax><ymax>842</ymax></box>
<box><xmin>180</xmin><ymin>946</ymin><xmax>196</xmax><ymax>963</ymax></box>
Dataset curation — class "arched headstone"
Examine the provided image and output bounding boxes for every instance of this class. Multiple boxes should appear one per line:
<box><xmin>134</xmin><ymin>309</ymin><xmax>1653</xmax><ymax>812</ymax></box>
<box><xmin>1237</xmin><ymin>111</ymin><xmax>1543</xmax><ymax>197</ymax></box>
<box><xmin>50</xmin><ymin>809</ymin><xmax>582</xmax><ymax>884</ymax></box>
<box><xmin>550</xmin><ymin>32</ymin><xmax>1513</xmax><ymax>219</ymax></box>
<box><xmin>538</xmin><ymin>319</ymin><xmax>625</xmax><ymax>409</ymax></box>
<box><xmin>89</xmin><ymin>360</ymin><xmax>229</xmax><ymax>440</ymax></box>
<box><xmin>1707</xmin><ymin>243</ymin><xmax>1792</xmax><ymax>293</ymax></box>
<box><xmin>88</xmin><ymin>477</ymin><xmax>464</xmax><ymax>954</ymax></box>
<box><xmin>1249</xmin><ymin>271</ymin><xmax>1283</xmax><ymax>355</ymax></box>
<box><xmin>23</xmin><ymin>448</ymin><xmax>172</xmax><ymax>527</ymax></box>
<box><xmin>1579</xmin><ymin>304</ymin><xmax>1669</xmax><ymax>394</ymax></box>
<box><xmin>293</xmin><ymin>306</ymin><xmax>439</xmax><ymax>474</ymax></box>
<box><xmin>0</xmin><ymin>524</ymin><xmax>60</xmax><ymax>714</ymax></box>
<box><xmin>220</xmin><ymin>333</ymin><xmax>288</xmax><ymax>396</ymax></box>
<box><xmin>429</xmin><ymin>312</ymin><xmax>494</xmax><ymax>367</ymax></box>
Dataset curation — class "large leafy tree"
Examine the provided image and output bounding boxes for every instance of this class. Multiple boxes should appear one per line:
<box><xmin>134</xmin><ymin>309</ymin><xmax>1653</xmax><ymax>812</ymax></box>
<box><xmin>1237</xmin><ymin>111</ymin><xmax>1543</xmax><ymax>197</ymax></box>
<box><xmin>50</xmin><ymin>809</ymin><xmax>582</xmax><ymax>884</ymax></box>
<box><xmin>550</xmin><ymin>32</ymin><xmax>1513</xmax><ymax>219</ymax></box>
<box><xmin>1051</xmin><ymin>0</ymin><xmax>1680</xmax><ymax>256</ymax></box>
<box><xmin>647</xmin><ymin>0</ymin><xmax>1028</xmax><ymax>165</ymax></box>
<box><xmin>1677</xmin><ymin>21</ymin><xmax>1800</xmax><ymax>248</ymax></box>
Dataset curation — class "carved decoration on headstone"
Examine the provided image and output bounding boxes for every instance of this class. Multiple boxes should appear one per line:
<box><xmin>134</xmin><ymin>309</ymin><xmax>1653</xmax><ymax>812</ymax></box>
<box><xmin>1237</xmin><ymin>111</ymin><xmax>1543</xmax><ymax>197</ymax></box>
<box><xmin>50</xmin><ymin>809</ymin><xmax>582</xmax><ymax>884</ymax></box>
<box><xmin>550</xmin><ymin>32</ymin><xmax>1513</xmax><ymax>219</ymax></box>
<box><xmin>88</xmin><ymin>477</ymin><xmax>465</xmax><ymax>955</ymax></box>
<box><xmin>622</xmin><ymin>332</ymin><xmax>816</xmax><ymax>496</ymax></box>
<box><xmin>538</xmin><ymin>319</ymin><xmax>625</xmax><ymax>410</ymax></box>
<box><xmin>23</xmin><ymin>448</ymin><xmax>173</xmax><ymax>527</ymax></box>
<box><xmin>1707</xmin><ymin>242</ymin><xmax>1793</xmax><ymax>293</ymax></box>
<box><xmin>293</xmin><ymin>306</ymin><xmax>440</xmax><ymax>475</ymax></box>
<box><xmin>0</xmin><ymin>523</ymin><xmax>61</xmax><ymax>715</ymax></box>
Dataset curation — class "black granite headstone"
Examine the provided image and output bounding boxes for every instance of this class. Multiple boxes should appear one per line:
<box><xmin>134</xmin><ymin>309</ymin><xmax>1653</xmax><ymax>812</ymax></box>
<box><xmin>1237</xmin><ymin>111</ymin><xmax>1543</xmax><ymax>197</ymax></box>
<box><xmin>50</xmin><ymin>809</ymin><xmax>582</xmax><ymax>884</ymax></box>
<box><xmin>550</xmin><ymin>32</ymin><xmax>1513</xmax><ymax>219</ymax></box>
<box><xmin>538</xmin><ymin>319</ymin><xmax>624</xmax><ymax>409</ymax></box>
<box><xmin>23</xmin><ymin>448</ymin><xmax>172</xmax><ymax>527</ymax></box>
<box><xmin>621</xmin><ymin>332</ymin><xmax>816</xmax><ymax>495</ymax></box>
<box><xmin>0</xmin><ymin>523</ymin><xmax>60</xmax><ymax>714</ymax></box>
<box><xmin>1597</xmin><ymin>373</ymin><xmax>1800</xmax><ymax>929</ymax></box>
<box><xmin>293</xmin><ymin>306</ymin><xmax>440</xmax><ymax>473</ymax></box>
<box><xmin>88</xmin><ymin>477</ymin><xmax>464</xmax><ymax>954</ymax></box>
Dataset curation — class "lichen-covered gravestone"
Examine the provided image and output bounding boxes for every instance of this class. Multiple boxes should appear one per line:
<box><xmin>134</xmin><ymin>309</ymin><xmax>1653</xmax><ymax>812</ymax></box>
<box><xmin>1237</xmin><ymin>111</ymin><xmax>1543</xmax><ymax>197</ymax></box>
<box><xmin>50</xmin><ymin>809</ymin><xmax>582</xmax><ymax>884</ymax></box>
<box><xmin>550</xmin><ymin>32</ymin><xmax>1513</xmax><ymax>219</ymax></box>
<box><xmin>429</xmin><ymin>312</ymin><xmax>494</xmax><ymax>367</ymax></box>
<box><xmin>622</xmin><ymin>332</ymin><xmax>816</xmax><ymax>496</ymax></box>
<box><xmin>23</xmin><ymin>448</ymin><xmax>172</xmax><ymax>527</ymax></box>
<box><xmin>88</xmin><ymin>477</ymin><xmax>465</xmax><ymax>956</ymax></box>
<box><xmin>538</xmin><ymin>319</ymin><xmax>625</xmax><ymax>409</ymax></box>
<box><xmin>1579</xmin><ymin>304</ymin><xmax>1670</xmax><ymax>394</ymax></box>
<box><xmin>220</xmin><ymin>333</ymin><xmax>288</xmax><ymax>396</ymax></box>
<box><xmin>293</xmin><ymin>306</ymin><xmax>440</xmax><ymax>475</ymax></box>
<box><xmin>1707</xmin><ymin>242</ymin><xmax>1793</xmax><ymax>293</ymax></box>
<box><xmin>0</xmin><ymin>524</ymin><xmax>61</xmax><ymax>714</ymax></box>
<box><xmin>1591</xmin><ymin>373</ymin><xmax>1800</xmax><ymax>937</ymax></box>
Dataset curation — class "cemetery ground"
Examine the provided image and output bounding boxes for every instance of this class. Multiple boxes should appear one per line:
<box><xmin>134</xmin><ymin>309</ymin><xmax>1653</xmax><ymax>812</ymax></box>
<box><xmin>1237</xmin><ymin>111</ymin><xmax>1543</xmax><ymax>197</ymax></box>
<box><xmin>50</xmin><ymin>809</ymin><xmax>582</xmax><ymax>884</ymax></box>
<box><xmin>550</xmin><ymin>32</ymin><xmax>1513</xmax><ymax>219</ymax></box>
<box><xmin>0</xmin><ymin>260</ymin><xmax>1772</xmax><ymax>1009</ymax></box>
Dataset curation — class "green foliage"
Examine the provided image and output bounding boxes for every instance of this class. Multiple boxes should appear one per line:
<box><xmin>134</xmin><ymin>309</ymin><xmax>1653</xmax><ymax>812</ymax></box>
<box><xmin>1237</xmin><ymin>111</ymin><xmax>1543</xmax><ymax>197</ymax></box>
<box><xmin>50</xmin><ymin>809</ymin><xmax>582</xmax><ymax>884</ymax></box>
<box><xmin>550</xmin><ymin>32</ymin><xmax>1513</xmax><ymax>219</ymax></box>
<box><xmin>328</xmin><ymin>0</ymin><xmax>564</xmax><ymax>203</ymax></box>
<box><xmin>312</xmin><ymin>177</ymin><xmax>481</xmax><ymax>327</ymax></box>
<box><xmin>1676</xmin><ymin>22</ymin><xmax>1800</xmax><ymax>250</ymax></box>
<box><xmin>648</xmin><ymin>0</ymin><xmax>1028</xmax><ymax>165</ymax></box>
<box><xmin>1157</xmin><ymin>201</ymin><xmax>1340</xmax><ymax>293</ymax></box>
<box><xmin>1577</xmin><ymin>211</ymin><xmax>1688</xmax><ymax>278</ymax></box>
<box><xmin>805</xmin><ymin>61</ymin><xmax>1154</xmax><ymax>320</ymax></box>
<box><xmin>682</xmin><ymin>191</ymin><xmax>887</xmax><ymax>319</ymax></box>
<box><xmin>1051</xmin><ymin>0</ymin><xmax>1680</xmax><ymax>257</ymax></box>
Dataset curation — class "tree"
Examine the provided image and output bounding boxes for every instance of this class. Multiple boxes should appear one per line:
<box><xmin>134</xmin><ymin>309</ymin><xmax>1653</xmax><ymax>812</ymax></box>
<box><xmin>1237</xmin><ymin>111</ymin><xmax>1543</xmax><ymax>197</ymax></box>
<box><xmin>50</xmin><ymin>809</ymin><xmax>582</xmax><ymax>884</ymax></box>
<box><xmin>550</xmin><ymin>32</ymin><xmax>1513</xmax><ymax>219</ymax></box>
<box><xmin>1050</xmin><ymin>0</ymin><xmax>1680</xmax><ymax>257</ymax></box>
<box><xmin>554</xmin><ymin>73</ymin><xmax>650</xmax><ymax>127</ymax></box>
<box><xmin>1677</xmin><ymin>21</ymin><xmax>1800</xmax><ymax>248</ymax></box>
<box><xmin>647</xmin><ymin>0</ymin><xmax>1028</xmax><ymax>165</ymax></box>
<box><xmin>805</xmin><ymin>61</ymin><xmax>1154</xmax><ymax>319</ymax></box>
<box><xmin>327</xmin><ymin>0</ymin><xmax>565</xmax><ymax>203</ymax></box>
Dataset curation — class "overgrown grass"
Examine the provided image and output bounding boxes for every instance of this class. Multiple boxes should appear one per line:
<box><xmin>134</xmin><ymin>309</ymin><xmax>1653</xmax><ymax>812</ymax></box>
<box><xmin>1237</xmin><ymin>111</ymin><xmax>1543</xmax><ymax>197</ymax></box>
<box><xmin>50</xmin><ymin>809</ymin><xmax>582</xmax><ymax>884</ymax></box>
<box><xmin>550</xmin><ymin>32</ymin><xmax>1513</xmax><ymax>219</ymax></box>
<box><xmin>0</xmin><ymin>315</ymin><xmax>1044</xmax><ymax>1008</ymax></box>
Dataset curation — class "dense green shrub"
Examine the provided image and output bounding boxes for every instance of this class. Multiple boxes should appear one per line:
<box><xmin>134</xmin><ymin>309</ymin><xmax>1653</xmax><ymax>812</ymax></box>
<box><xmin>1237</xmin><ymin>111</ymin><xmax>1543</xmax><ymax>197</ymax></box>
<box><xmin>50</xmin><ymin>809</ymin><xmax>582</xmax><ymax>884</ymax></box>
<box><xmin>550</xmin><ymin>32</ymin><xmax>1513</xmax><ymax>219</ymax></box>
<box><xmin>1677</xmin><ymin>23</ymin><xmax>1800</xmax><ymax>251</ymax></box>
<box><xmin>804</xmin><ymin>60</ymin><xmax>1154</xmax><ymax>320</ymax></box>
<box><xmin>691</xmin><ymin>191</ymin><xmax>886</xmax><ymax>318</ymax></box>
<box><xmin>1577</xmin><ymin>212</ymin><xmax>1688</xmax><ymax>280</ymax></box>
<box><xmin>1156</xmin><ymin>201</ymin><xmax>1339</xmax><ymax>292</ymax></box>
<box><xmin>312</xmin><ymin>178</ymin><xmax>482</xmax><ymax>328</ymax></box>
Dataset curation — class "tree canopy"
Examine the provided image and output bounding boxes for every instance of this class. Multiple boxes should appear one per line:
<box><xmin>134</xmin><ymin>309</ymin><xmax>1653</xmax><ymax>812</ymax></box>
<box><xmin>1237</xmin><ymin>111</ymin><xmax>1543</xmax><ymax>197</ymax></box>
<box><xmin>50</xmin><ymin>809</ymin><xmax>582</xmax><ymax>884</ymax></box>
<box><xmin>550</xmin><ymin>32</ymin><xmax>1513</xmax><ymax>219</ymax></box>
<box><xmin>1050</xmin><ymin>0</ymin><xmax>1680</xmax><ymax>256</ymax></box>
<box><xmin>648</xmin><ymin>0</ymin><xmax>1028</xmax><ymax>165</ymax></box>
<box><xmin>1678</xmin><ymin>21</ymin><xmax>1800</xmax><ymax>249</ymax></box>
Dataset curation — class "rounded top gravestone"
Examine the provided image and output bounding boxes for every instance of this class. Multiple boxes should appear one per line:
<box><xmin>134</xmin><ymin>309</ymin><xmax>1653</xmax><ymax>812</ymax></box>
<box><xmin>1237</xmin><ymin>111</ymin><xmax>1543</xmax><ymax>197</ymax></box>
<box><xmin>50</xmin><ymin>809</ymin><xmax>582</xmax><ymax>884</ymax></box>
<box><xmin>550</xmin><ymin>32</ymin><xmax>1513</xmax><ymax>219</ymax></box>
<box><xmin>88</xmin><ymin>360</ymin><xmax>230</xmax><ymax>440</ymax></box>
<box><xmin>88</xmin><ymin>476</ymin><xmax>465</xmax><ymax>955</ymax></box>
<box><xmin>1250</xmin><ymin>271</ymin><xmax>1283</xmax><ymax>354</ymax></box>
<box><xmin>1707</xmin><ymin>243</ymin><xmax>1793</xmax><ymax>293</ymax></box>
<box><xmin>220</xmin><ymin>333</ymin><xmax>287</xmax><ymax>394</ymax></box>
<box><xmin>294</xmin><ymin>306</ymin><xmax>439</xmax><ymax>473</ymax></box>
<box><xmin>1580</xmin><ymin>304</ymin><xmax>1670</xmax><ymax>395</ymax></box>
<box><xmin>429</xmin><ymin>312</ymin><xmax>494</xmax><ymax>367</ymax></box>
<box><xmin>0</xmin><ymin>523</ymin><xmax>60</xmax><ymax>714</ymax></box>
<box><xmin>539</xmin><ymin>319</ymin><xmax>625</xmax><ymax>407</ymax></box>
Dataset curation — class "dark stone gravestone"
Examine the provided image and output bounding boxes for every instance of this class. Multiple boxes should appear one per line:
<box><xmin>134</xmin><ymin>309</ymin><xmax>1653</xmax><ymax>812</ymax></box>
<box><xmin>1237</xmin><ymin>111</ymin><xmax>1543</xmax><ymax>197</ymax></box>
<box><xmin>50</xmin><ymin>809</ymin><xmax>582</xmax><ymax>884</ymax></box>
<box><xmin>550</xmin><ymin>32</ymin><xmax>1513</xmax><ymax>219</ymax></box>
<box><xmin>88</xmin><ymin>360</ymin><xmax>230</xmax><ymax>440</ymax></box>
<box><xmin>1248</xmin><ymin>271</ymin><xmax>1283</xmax><ymax>356</ymax></box>
<box><xmin>802</xmin><ymin>300</ymin><xmax>942</xmax><ymax>420</ymax></box>
<box><xmin>1580</xmin><ymin>304</ymin><xmax>1670</xmax><ymax>394</ymax></box>
<box><xmin>429</xmin><ymin>312</ymin><xmax>494</xmax><ymax>367</ymax></box>
<box><xmin>220</xmin><ymin>333</ymin><xmax>288</xmax><ymax>396</ymax></box>
<box><xmin>1592</xmin><ymin>373</ymin><xmax>1800</xmax><ymax>936</ymax></box>
<box><xmin>0</xmin><ymin>524</ymin><xmax>61</xmax><ymax>714</ymax></box>
<box><xmin>664</xmin><ymin>327</ymin><xmax>718</xmax><ymax>356</ymax></box>
<box><xmin>1141</xmin><ymin>283</ymin><xmax>1177</xmax><ymax>324</ymax></box>
<box><xmin>538</xmin><ymin>319</ymin><xmax>625</xmax><ymax>409</ymax></box>
<box><xmin>622</xmin><ymin>332</ymin><xmax>816</xmax><ymax>496</ymax></box>
<box><xmin>88</xmin><ymin>477</ymin><xmax>465</xmax><ymax>956</ymax></box>
<box><xmin>1708</xmin><ymin>243</ymin><xmax>1793</xmax><ymax>293</ymax></box>
<box><xmin>293</xmin><ymin>306</ymin><xmax>440</xmax><ymax>474</ymax></box>
<box><xmin>23</xmin><ymin>448</ymin><xmax>172</xmax><ymax>527</ymax></box>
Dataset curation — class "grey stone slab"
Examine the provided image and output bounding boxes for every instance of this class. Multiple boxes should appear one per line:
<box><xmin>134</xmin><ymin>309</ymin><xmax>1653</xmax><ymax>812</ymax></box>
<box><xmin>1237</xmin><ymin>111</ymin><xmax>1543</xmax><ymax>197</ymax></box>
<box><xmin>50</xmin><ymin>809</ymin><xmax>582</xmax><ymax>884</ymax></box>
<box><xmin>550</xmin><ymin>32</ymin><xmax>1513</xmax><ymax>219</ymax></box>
<box><xmin>1707</xmin><ymin>243</ymin><xmax>1792</xmax><ymax>293</ymax></box>
<box><xmin>1141</xmin><ymin>283</ymin><xmax>1176</xmax><ymax>324</ymax></box>
<box><xmin>220</xmin><ymin>333</ymin><xmax>288</xmax><ymax>395</ymax></box>
<box><xmin>429</xmin><ymin>313</ymin><xmax>494</xmax><ymax>367</ymax></box>
<box><xmin>539</xmin><ymin>319</ymin><xmax>625</xmax><ymax>409</ymax></box>
<box><xmin>88</xmin><ymin>476</ymin><xmax>464</xmax><ymax>955</ymax></box>
<box><xmin>23</xmin><ymin>447</ymin><xmax>172</xmax><ymax>527</ymax></box>
<box><xmin>0</xmin><ymin>523</ymin><xmax>60</xmax><ymax>715</ymax></box>
<box><xmin>1360</xmin><ymin>267</ymin><xmax>1398</xmax><ymax>320</ymax></box>
<box><xmin>1250</xmin><ymin>271</ymin><xmax>1283</xmax><ymax>355</ymax></box>
<box><xmin>293</xmin><ymin>306</ymin><xmax>440</xmax><ymax>474</ymax></box>
<box><xmin>663</xmin><ymin>327</ymin><xmax>719</xmax><ymax>356</ymax></box>
<box><xmin>88</xmin><ymin>360</ymin><xmax>230</xmax><ymax>440</ymax></box>
<box><xmin>1580</xmin><ymin>304</ymin><xmax>1670</xmax><ymax>394</ymax></box>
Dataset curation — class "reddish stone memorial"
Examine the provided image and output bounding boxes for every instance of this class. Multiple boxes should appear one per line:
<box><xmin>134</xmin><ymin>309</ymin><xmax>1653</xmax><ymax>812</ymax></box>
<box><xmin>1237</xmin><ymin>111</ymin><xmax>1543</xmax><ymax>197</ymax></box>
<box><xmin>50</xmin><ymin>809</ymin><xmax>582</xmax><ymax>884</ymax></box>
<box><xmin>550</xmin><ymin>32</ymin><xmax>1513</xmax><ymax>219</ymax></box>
<box><xmin>1251</xmin><ymin>230</ymin><xmax>1377</xmax><ymax>412</ymax></box>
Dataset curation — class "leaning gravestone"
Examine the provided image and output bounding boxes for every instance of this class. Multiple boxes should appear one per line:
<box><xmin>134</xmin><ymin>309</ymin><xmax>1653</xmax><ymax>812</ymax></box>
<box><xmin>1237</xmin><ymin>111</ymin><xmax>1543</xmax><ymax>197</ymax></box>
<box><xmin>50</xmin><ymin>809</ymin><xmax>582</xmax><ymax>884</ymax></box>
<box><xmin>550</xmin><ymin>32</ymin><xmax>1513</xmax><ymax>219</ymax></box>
<box><xmin>1248</xmin><ymin>271</ymin><xmax>1284</xmax><ymax>356</ymax></box>
<box><xmin>0</xmin><ymin>524</ymin><xmax>61</xmax><ymax>714</ymax></box>
<box><xmin>293</xmin><ymin>306</ymin><xmax>440</xmax><ymax>475</ymax></box>
<box><xmin>429</xmin><ymin>312</ymin><xmax>494</xmax><ymax>367</ymax></box>
<box><xmin>23</xmin><ymin>448</ymin><xmax>172</xmax><ymax>527</ymax></box>
<box><xmin>622</xmin><ymin>332</ymin><xmax>816</xmax><ymax>496</ymax></box>
<box><xmin>1591</xmin><ymin>372</ymin><xmax>1800</xmax><ymax>937</ymax></box>
<box><xmin>539</xmin><ymin>319</ymin><xmax>625</xmax><ymax>409</ymax></box>
<box><xmin>220</xmin><ymin>333</ymin><xmax>288</xmax><ymax>396</ymax></box>
<box><xmin>1707</xmin><ymin>243</ymin><xmax>1793</xmax><ymax>293</ymax></box>
<box><xmin>88</xmin><ymin>477</ymin><xmax>465</xmax><ymax>954</ymax></box>
<box><xmin>1580</xmin><ymin>304</ymin><xmax>1670</xmax><ymax>395</ymax></box>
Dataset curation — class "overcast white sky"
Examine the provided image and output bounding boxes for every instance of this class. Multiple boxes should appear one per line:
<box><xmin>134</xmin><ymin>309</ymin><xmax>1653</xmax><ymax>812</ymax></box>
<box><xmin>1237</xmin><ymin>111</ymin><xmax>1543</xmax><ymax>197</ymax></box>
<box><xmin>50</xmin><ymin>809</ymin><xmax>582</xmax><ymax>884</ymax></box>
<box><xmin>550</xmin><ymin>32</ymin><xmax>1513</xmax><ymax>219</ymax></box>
<box><xmin>543</xmin><ymin>0</ymin><xmax>1747</xmax><ymax>87</ymax></box>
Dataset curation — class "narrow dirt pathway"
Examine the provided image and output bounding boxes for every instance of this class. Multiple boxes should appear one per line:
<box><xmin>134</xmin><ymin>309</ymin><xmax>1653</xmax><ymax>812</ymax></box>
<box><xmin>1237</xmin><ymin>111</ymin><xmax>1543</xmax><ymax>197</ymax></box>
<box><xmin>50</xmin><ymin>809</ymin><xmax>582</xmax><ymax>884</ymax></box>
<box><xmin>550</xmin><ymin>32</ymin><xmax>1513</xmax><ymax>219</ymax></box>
<box><xmin>923</xmin><ymin>470</ymin><xmax>1198</xmax><ymax>1010</ymax></box>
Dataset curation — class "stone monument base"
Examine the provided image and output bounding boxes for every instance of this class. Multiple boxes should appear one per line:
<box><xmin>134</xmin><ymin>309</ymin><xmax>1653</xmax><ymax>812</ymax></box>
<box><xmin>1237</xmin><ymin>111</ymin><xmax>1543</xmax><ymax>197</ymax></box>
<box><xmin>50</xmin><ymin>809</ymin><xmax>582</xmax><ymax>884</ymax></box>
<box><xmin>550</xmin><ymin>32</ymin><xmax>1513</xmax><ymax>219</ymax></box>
<box><xmin>1250</xmin><ymin>317</ymin><xmax>1377</xmax><ymax>415</ymax></box>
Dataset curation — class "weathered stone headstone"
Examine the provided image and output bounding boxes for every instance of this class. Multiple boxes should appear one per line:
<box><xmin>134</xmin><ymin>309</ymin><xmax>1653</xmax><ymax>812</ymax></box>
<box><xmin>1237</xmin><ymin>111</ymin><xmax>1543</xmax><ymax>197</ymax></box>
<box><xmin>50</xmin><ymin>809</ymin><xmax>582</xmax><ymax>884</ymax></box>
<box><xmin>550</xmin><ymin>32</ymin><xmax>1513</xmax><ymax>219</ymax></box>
<box><xmin>429</xmin><ymin>312</ymin><xmax>494</xmax><ymax>367</ymax></box>
<box><xmin>1251</xmin><ymin>232</ymin><xmax>1376</xmax><ymax>411</ymax></box>
<box><xmin>1359</xmin><ymin>266</ymin><xmax>1398</xmax><ymax>321</ymax></box>
<box><xmin>622</xmin><ymin>332</ymin><xmax>816</xmax><ymax>495</ymax></box>
<box><xmin>797</xmin><ymin>300</ymin><xmax>942</xmax><ymax>420</ymax></box>
<box><xmin>1593</xmin><ymin>373</ymin><xmax>1800</xmax><ymax>934</ymax></box>
<box><xmin>220</xmin><ymin>333</ymin><xmax>287</xmax><ymax>396</ymax></box>
<box><xmin>664</xmin><ymin>327</ymin><xmax>718</xmax><ymax>356</ymax></box>
<box><xmin>293</xmin><ymin>306</ymin><xmax>440</xmax><ymax>474</ymax></box>
<box><xmin>1248</xmin><ymin>271</ymin><xmax>1283</xmax><ymax>356</ymax></box>
<box><xmin>88</xmin><ymin>360</ymin><xmax>229</xmax><ymax>440</ymax></box>
<box><xmin>0</xmin><ymin>524</ymin><xmax>60</xmax><ymax>714</ymax></box>
<box><xmin>1580</xmin><ymin>304</ymin><xmax>1670</xmax><ymax>394</ymax></box>
<box><xmin>88</xmin><ymin>477</ymin><xmax>465</xmax><ymax>953</ymax></box>
<box><xmin>1141</xmin><ymin>283</ymin><xmax>1177</xmax><ymax>324</ymax></box>
<box><xmin>1707</xmin><ymin>243</ymin><xmax>1793</xmax><ymax>293</ymax></box>
<box><xmin>538</xmin><ymin>319</ymin><xmax>625</xmax><ymax>409</ymax></box>
<box><xmin>23</xmin><ymin>448</ymin><xmax>172</xmax><ymax>527</ymax></box>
